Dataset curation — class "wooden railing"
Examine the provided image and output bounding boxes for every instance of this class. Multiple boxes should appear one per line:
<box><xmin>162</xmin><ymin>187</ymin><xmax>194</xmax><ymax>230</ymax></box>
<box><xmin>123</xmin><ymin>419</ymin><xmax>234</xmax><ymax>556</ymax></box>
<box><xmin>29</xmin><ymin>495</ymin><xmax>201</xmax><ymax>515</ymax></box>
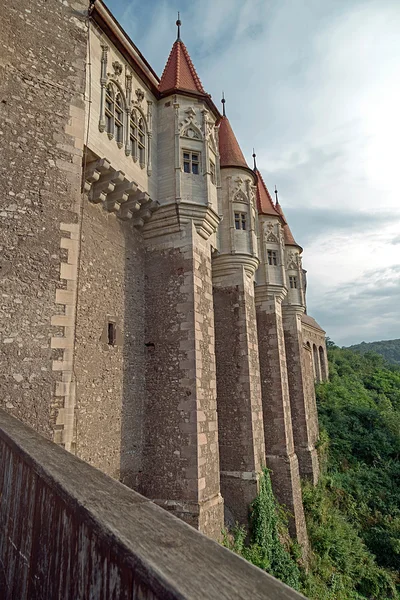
<box><xmin>0</xmin><ymin>409</ymin><xmax>307</xmax><ymax>599</ymax></box>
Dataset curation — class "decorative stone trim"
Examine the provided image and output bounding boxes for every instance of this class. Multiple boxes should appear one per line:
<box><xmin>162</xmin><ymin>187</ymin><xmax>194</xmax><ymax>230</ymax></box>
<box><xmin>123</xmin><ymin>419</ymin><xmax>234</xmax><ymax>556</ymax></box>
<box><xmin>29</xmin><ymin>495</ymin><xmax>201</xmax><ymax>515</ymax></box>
<box><xmin>51</xmin><ymin>220</ymin><xmax>80</xmax><ymax>452</ymax></box>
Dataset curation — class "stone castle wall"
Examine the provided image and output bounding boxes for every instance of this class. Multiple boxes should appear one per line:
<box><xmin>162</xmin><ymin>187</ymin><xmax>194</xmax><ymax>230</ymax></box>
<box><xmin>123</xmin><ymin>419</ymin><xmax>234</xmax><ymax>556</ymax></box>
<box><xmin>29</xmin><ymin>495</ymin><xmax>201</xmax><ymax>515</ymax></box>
<box><xmin>0</xmin><ymin>0</ymin><xmax>87</xmax><ymax>444</ymax></box>
<box><xmin>1</xmin><ymin>0</ymin><xmax>327</xmax><ymax>546</ymax></box>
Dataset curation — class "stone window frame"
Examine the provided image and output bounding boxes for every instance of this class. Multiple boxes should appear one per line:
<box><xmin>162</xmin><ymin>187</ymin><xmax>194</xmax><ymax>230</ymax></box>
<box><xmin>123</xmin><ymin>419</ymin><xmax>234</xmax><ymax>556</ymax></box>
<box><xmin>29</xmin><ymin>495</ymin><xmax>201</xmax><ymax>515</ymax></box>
<box><xmin>234</xmin><ymin>212</ymin><xmax>247</xmax><ymax>231</ymax></box>
<box><xmin>289</xmin><ymin>275</ymin><xmax>298</xmax><ymax>289</ymax></box>
<box><xmin>130</xmin><ymin>108</ymin><xmax>147</xmax><ymax>169</ymax></box>
<box><xmin>209</xmin><ymin>159</ymin><xmax>216</xmax><ymax>185</ymax></box>
<box><xmin>105</xmin><ymin>81</ymin><xmax>126</xmax><ymax>149</ymax></box>
<box><xmin>183</xmin><ymin>150</ymin><xmax>201</xmax><ymax>175</ymax></box>
<box><xmin>267</xmin><ymin>249</ymin><xmax>278</xmax><ymax>266</ymax></box>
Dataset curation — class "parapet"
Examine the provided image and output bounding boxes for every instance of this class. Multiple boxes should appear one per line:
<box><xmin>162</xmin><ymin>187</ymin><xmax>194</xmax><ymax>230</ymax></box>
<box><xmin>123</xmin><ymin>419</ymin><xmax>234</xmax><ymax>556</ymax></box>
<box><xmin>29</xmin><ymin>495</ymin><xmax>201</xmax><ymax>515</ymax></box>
<box><xmin>0</xmin><ymin>408</ymin><xmax>307</xmax><ymax>600</ymax></box>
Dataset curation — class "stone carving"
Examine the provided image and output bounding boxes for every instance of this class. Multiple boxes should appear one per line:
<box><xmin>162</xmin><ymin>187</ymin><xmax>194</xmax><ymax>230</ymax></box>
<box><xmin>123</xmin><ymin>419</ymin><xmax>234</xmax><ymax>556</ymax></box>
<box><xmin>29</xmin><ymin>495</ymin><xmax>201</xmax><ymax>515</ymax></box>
<box><xmin>112</xmin><ymin>61</ymin><xmax>123</xmax><ymax>76</ymax></box>
<box><xmin>135</xmin><ymin>88</ymin><xmax>145</xmax><ymax>103</ymax></box>
<box><xmin>266</xmin><ymin>232</ymin><xmax>278</xmax><ymax>243</ymax></box>
<box><xmin>233</xmin><ymin>190</ymin><xmax>247</xmax><ymax>204</ymax></box>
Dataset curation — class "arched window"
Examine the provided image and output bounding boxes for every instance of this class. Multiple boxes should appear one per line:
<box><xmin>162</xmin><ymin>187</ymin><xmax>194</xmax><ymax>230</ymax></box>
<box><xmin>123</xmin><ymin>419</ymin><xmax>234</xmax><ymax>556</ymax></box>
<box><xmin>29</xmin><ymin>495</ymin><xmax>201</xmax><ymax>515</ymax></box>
<box><xmin>104</xmin><ymin>83</ymin><xmax>125</xmax><ymax>146</ymax></box>
<box><xmin>115</xmin><ymin>93</ymin><xmax>124</xmax><ymax>146</ymax></box>
<box><xmin>130</xmin><ymin>109</ymin><xmax>146</xmax><ymax>168</ymax></box>
<box><xmin>313</xmin><ymin>344</ymin><xmax>321</xmax><ymax>382</ymax></box>
<box><xmin>105</xmin><ymin>84</ymin><xmax>114</xmax><ymax>137</ymax></box>
<box><xmin>319</xmin><ymin>346</ymin><xmax>327</xmax><ymax>381</ymax></box>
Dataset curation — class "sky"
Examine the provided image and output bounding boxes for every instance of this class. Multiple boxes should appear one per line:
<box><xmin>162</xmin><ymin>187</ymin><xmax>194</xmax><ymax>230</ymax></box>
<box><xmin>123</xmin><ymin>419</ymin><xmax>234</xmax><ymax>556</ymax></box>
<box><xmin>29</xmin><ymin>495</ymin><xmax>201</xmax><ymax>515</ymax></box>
<box><xmin>107</xmin><ymin>0</ymin><xmax>400</xmax><ymax>346</ymax></box>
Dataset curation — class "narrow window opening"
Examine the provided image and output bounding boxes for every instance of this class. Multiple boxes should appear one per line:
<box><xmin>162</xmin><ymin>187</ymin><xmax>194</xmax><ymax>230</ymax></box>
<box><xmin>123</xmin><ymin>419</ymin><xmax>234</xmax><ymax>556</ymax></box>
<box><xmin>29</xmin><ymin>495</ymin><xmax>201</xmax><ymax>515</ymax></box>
<box><xmin>108</xmin><ymin>322</ymin><xmax>116</xmax><ymax>346</ymax></box>
<box><xmin>289</xmin><ymin>275</ymin><xmax>298</xmax><ymax>289</ymax></box>
<box><xmin>210</xmin><ymin>160</ymin><xmax>216</xmax><ymax>184</ymax></box>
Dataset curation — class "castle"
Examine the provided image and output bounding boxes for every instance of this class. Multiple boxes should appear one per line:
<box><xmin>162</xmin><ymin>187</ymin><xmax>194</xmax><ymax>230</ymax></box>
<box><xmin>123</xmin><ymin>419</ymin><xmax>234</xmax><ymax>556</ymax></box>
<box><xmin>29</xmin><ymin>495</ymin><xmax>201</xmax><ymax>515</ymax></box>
<box><xmin>0</xmin><ymin>0</ymin><xmax>328</xmax><ymax>549</ymax></box>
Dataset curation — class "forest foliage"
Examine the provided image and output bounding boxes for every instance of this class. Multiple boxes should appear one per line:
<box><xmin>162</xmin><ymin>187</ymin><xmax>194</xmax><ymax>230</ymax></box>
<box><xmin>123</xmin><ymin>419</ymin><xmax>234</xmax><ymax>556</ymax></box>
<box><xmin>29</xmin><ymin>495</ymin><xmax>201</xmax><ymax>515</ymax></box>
<box><xmin>224</xmin><ymin>344</ymin><xmax>400</xmax><ymax>599</ymax></box>
<box><xmin>347</xmin><ymin>338</ymin><xmax>400</xmax><ymax>366</ymax></box>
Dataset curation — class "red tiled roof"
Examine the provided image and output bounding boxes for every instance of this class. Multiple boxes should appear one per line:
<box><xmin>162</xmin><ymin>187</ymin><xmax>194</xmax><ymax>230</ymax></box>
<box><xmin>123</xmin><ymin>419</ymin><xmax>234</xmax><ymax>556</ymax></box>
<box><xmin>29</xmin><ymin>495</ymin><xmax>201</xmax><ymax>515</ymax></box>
<box><xmin>159</xmin><ymin>40</ymin><xmax>206</xmax><ymax>95</ymax></box>
<box><xmin>255</xmin><ymin>169</ymin><xmax>280</xmax><ymax>217</ymax></box>
<box><xmin>218</xmin><ymin>116</ymin><xmax>249</xmax><ymax>169</ymax></box>
<box><xmin>274</xmin><ymin>201</ymin><xmax>300</xmax><ymax>247</ymax></box>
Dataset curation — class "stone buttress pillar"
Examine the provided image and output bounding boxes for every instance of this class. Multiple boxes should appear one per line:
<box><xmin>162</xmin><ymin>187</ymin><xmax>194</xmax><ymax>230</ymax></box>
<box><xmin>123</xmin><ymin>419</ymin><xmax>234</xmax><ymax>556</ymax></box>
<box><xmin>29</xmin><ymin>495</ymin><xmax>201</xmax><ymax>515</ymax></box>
<box><xmin>141</xmin><ymin>218</ymin><xmax>223</xmax><ymax>540</ymax></box>
<box><xmin>255</xmin><ymin>287</ymin><xmax>308</xmax><ymax>547</ymax></box>
<box><xmin>282</xmin><ymin>307</ymin><xmax>319</xmax><ymax>483</ymax></box>
<box><xmin>213</xmin><ymin>259</ymin><xmax>266</xmax><ymax>526</ymax></box>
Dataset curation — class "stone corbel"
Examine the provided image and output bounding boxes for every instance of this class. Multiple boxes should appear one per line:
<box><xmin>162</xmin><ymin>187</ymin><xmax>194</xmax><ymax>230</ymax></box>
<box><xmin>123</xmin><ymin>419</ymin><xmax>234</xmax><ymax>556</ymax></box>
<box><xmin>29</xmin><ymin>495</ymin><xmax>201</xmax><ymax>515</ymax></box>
<box><xmin>99</xmin><ymin>44</ymin><xmax>109</xmax><ymax>133</ymax></box>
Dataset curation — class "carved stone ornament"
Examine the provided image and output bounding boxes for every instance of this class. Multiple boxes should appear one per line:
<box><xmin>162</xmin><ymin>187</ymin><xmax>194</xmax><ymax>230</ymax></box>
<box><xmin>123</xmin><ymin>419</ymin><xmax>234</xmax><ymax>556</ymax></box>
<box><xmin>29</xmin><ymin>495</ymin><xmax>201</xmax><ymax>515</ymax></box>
<box><xmin>183</xmin><ymin>126</ymin><xmax>201</xmax><ymax>139</ymax></box>
<box><xmin>266</xmin><ymin>232</ymin><xmax>278</xmax><ymax>243</ymax></box>
<box><xmin>287</xmin><ymin>250</ymin><xmax>297</xmax><ymax>270</ymax></box>
<box><xmin>135</xmin><ymin>88</ymin><xmax>145</xmax><ymax>104</ymax></box>
<box><xmin>233</xmin><ymin>190</ymin><xmax>247</xmax><ymax>204</ymax></box>
<box><xmin>112</xmin><ymin>61</ymin><xmax>123</xmax><ymax>77</ymax></box>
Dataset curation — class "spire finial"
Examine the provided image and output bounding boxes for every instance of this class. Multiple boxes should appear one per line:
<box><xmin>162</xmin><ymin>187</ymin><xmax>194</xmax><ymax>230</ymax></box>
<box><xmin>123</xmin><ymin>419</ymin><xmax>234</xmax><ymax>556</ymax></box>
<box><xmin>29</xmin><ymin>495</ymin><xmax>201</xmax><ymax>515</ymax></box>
<box><xmin>252</xmin><ymin>148</ymin><xmax>257</xmax><ymax>171</ymax></box>
<box><xmin>221</xmin><ymin>91</ymin><xmax>226</xmax><ymax>117</ymax></box>
<box><xmin>274</xmin><ymin>185</ymin><xmax>279</xmax><ymax>205</ymax></box>
<box><xmin>176</xmin><ymin>12</ymin><xmax>181</xmax><ymax>40</ymax></box>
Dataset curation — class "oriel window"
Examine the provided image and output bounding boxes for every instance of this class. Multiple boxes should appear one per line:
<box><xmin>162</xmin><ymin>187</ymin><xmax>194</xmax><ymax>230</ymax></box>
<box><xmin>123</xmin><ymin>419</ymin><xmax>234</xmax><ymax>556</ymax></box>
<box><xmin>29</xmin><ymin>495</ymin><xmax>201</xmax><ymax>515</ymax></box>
<box><xmin>183</xmin><ymin>151</ymin><xmax>200</xmax><ymax>174</ymax></box>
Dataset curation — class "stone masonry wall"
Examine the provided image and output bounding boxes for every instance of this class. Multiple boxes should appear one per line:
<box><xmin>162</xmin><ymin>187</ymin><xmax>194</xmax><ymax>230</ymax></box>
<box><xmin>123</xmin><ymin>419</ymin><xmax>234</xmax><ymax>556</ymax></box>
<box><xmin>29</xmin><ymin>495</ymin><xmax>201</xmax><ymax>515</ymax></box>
<box><xmin>141</xmin><ymin>222</ymin><xmax>223</xmax><ymax>539</ymax></box>
<box><xmin>283</xmin><ymin>309</ymin><xmax>319</xmax><ymax>483</ymax></box>
<box><xmin>256</xmin><ymin>295</ymin><xmax>308</xmax><ymax>547</ymax></box>
<box><xmin>0</xmin><ymin>0</ymin><xmax>87</xmax><ymax>440</ymax></box>
<box><xmin>73</xmin><ymin>201</ymin><xmax>145</xmax><ymax>484</ymax></box>
<box><xmin>214</xmin><ymin>268</ymin><xmax>265</xmax><ymax>526</ymax></box>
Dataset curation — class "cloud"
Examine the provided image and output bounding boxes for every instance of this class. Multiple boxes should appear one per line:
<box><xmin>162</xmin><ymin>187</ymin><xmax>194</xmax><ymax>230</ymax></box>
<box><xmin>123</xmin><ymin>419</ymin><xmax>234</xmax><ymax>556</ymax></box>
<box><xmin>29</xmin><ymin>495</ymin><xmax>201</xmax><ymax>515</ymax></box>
<box><xmin>310</xmin><ymin>265</ymin><xmax>400</xmax><ymax>345</ymax></box>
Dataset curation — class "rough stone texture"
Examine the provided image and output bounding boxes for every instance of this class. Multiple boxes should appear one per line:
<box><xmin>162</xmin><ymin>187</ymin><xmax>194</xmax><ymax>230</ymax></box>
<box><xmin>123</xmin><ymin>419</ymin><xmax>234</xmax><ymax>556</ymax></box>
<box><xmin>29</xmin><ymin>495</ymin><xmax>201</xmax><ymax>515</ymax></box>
<box><xmin>73</xmin><ymin>200</ymin><xmax>145</xmax><ymax>484</ymax></box>
<box><xmin>0</xmin><ymin>408</ymin><xmax>308</xmax><ymax>600</ymax></box>
<box><xmin>256</xmin><ymin>295</ymin><xmax>308</xmax><ymax>548</ymax></box>
<box><xmin>213</xmin><ymin>269</ymin><xmax>265</xmax><ymax>526</ymax></box>
<box><xmin>0</xmin><ymin>0</ymin><xmax>87</xmax><ymax>438</ymax></box>
<box><xmin>282</xmin><ymin>309</ymin><xmax>319</xmax><ymax>483</ymax></box>
<box><xmin>141</xmin><ymin>223</ymin><xmax>223</xmax><ymax>539</ymax></box>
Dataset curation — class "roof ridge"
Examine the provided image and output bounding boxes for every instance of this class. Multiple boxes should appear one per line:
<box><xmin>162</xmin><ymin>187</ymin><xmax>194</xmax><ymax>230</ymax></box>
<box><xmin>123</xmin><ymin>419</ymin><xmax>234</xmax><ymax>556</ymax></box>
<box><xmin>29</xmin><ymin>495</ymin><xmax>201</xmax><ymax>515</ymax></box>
<box><xmin>255</xmin><ymin>168</ymin><xmax>281</xmax><ymax>217</ymax></box>
<box><xmin>179</xmin><ymin>41</ymin><xmax>205</xmax><ymax>93</ymax></box>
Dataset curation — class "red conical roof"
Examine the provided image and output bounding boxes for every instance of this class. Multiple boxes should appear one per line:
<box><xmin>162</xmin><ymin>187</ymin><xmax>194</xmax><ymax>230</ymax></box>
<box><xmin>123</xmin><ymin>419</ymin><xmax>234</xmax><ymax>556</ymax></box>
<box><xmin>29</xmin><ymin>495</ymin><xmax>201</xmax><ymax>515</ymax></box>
<box><xmin>159</xmin><ymin>39</ymin><xmax>206</xmax><ymax>95</ymax></box>
<box><xmin>255</xmin><ymin>169</ymin><xmax>280</xmax><ymax>217</ymax></box>
<box><xmin>218</xmin><ymin>116</ymin><xmax>249</xmax><ymax>169</ymax></box>
<box><xmin>274</xmin><ymin>201</ymin><xmax>301</xmax><ymax>248</ymax></box>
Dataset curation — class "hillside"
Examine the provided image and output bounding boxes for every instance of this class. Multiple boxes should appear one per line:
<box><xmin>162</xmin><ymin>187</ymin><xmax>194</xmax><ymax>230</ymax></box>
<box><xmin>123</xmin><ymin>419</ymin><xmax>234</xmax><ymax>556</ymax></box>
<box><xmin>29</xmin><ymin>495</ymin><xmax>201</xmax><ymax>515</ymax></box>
<box><xmin>224</xmin><ymin>343</ymin><xmax>400</xmax><ymax>599</ymax></box>
<box><xmin>347</xmin><ymin>339</ymin><xmax>400</xmax><ymax>366</ymax></box>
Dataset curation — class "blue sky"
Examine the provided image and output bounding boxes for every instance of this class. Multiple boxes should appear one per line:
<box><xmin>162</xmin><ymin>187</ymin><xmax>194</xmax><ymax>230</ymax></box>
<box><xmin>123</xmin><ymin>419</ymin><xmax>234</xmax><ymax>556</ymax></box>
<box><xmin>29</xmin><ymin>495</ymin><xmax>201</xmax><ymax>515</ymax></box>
<box><xmin>107</xmin><ymin>0</ymin><xmax>400</xmax><ymax>346</ymax></box>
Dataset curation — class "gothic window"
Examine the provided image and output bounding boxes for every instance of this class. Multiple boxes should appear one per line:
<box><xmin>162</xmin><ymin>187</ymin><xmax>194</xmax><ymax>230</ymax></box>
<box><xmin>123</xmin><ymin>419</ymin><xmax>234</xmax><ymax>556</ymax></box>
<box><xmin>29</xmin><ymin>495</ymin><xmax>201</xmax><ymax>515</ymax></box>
<box><xmin>183</xmin><ymin>151</ymin><xmax>200</xmax><ymax>174</ymax></box>
<box><xmin>105</xmin><ymin>83</ymin><xmax>125</xmax><ymax>146</ymax></box>
<box><xmin>130</xmin><ymin>109</ymin><xmax>146</xmax><ymax>168</ymax></box>
<box><xmin>267</xmin><ymin>250</ymin><xmax>278</xmax><ymax>266</ymax></box>
<box><xmin>115</xmin><ymin>93</ymin><xmax>124</xmax><ymax>146</ymax></box>
<box><xmin>210</xmin><ymin>160</ymin><xmax>216</xmax><ymax>185</ymax></box>
<box><xmin>289</xmin><ymin>275</ymin><xmax>297</xmax><ymax>289</ymax></box>
<box><xmin>105</xmin><ymin>84</ymin><xmax>114</xmax><ymax>137</ymax></box>
<box><xmin>234</xmin><ymin>212</ymin><xmax>247</xmax><ymax>230</ymax></box>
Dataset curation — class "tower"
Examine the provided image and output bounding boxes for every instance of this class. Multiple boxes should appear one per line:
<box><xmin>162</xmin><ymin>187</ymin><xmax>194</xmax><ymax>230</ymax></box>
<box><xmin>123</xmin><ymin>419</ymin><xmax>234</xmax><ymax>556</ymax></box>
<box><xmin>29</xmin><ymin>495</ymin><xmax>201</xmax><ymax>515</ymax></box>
<box><xmin>212</xmin><ymin>102</ymin><xmax>265</xmax><ymax>526</ymax></box>
<box><xmin>140</xmin><ymin>18</ymin><xmax>224</xmax><ymax>537</ymax></box>
<box><xmin>276</xmin><ymin>200</ymin><xmax>320</xmax><ymax>483</ymax></box>
<box><xmin>254</xmin><ymin>168</ymin><xmax>308</xmax><ymax>546</ymax></box>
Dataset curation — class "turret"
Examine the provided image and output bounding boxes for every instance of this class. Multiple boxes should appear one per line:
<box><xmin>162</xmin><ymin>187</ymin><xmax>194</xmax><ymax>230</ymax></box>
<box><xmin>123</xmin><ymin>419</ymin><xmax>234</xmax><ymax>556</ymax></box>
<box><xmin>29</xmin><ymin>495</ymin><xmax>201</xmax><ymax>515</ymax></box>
<box><xmin>213</xmin><ymin>98</ymin><xmax>259</xmax><ymax>277</ymax></box>
<box><xmin>274</xmin><ymin>198</ymin><xmax>306</xmax><ymax>309</ymax></box>
<box><xmin>153</xmin><ymin>17</ymin><xmax>220</xmax><ymax>241</ymax></box>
